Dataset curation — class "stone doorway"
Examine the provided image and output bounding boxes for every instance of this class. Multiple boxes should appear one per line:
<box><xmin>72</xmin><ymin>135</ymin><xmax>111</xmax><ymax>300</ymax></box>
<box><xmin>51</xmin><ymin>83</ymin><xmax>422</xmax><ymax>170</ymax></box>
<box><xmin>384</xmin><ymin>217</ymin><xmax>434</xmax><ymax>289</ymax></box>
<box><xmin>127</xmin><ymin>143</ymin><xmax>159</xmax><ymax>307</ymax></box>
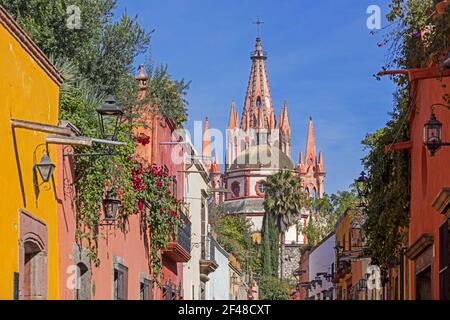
<box><xmin>75</xmin><ymin>262</ymin><xmax>91</xmax><ymax>300</ymax></box>
<box><xmin>19</xmin><ymin>210</ymin><xmax>48</xmax><ymax>300</ymax></box>
<box><xmin>22</xmin><ymin>241</ymin><xmax>46</xmax><ymax>299</ymax></box>
<box><xmin>416</xmin><ymin>266</ymin><xmax>432</xmax><ymax>300</ymax></box>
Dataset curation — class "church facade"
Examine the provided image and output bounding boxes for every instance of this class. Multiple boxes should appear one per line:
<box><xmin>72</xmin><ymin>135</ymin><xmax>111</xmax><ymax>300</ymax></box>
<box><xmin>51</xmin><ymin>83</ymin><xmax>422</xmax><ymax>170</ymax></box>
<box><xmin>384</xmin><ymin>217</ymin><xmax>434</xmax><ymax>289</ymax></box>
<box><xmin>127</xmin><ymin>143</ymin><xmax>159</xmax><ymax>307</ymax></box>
<box><xmin>202</xmin><ymin>36</ymin><xmax>326</xmax><ymax>247</ymax></box>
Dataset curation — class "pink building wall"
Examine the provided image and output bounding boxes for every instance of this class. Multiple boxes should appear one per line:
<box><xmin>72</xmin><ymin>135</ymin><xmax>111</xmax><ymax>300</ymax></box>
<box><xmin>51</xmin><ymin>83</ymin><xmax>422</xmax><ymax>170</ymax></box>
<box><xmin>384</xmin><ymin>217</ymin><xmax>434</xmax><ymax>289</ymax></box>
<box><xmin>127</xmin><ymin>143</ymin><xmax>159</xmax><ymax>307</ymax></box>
<box><xmin>57</xmin><ymin>145</ymin><xmax>152</xmax><ymax>299</ymax></box>
<box><xmin>57</xmin><ymin>113</ymin><xmax>187</xmax><ymax>300</ymax></box>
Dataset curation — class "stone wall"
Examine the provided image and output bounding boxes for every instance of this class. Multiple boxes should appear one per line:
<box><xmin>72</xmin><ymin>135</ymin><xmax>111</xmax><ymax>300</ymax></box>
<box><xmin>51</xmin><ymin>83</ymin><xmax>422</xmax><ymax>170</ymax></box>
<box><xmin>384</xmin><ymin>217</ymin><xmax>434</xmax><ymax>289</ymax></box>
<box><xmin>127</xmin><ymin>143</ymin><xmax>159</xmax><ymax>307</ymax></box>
<box><xmin>282</xmin><ymin>244</ymin><xmax>302</xmax><ymax>283</ymax></box>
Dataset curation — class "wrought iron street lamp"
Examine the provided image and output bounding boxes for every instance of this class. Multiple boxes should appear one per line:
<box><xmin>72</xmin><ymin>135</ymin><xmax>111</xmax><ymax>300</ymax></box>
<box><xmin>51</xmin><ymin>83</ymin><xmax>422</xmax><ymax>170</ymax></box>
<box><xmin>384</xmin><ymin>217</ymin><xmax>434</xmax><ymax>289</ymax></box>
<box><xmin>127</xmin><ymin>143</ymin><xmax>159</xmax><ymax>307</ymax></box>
<box><xmin>103</xmin><ymin>187</ymin><xmax>121</xmax><ymax>220</ymax></box>
<box><xmin>423</xmin><ymin>104</ymin><xmax>450</xmax><ymax>156</ymax></box>
<box><xmin>96</xmin><ymin>95</ymin><xmax>124</xmax><ymax>141</ymax></box>
<box><xmin>35</xmin><ymin>153</ymin><xmax>56</xmax><ymax>183</ymax></box>
<box><xmin>355</xmin><ymin>171</ymin><xmax>368</xmax><ymax>198</ymax></box>
<box><xmin>424</xmin><ymin>112</ymin><xmax>444</xmax><ymax>155</ymax></box>
<box><xmin>355</xmin><ymin>171</ymin><xmax>368</xmax><ymax>208</ymax></box>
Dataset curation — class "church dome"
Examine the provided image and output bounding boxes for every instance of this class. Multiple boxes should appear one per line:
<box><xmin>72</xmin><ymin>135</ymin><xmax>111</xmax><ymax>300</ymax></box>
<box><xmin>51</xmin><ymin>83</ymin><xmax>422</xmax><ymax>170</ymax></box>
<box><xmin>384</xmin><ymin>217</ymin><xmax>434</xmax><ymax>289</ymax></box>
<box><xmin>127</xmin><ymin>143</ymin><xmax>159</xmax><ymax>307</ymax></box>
<box><xmin>230</xmin><ymin>145</ymin><xmax>294</xmax><ymax>170</ymax></box>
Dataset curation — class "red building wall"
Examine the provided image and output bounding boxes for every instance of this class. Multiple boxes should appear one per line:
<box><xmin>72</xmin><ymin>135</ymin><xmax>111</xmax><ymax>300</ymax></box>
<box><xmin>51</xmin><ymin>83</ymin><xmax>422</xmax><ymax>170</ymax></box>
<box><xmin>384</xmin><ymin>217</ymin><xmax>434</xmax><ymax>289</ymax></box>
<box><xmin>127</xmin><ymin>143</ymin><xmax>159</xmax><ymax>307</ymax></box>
<box><xmin>407</xmin><ymin>68</ymin><xmax>450</xmax><ymax>299</ymax></box>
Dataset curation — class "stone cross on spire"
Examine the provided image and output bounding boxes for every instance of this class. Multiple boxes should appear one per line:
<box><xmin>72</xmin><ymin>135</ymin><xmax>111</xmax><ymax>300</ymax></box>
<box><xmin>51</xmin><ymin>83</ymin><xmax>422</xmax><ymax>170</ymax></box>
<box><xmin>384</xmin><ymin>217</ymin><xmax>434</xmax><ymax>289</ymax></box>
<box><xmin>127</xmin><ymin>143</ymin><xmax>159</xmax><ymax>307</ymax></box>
<box><xmin>253</xmin><ymin>17</ymin><xmax>264</xmax><ymax>38</ymax></box>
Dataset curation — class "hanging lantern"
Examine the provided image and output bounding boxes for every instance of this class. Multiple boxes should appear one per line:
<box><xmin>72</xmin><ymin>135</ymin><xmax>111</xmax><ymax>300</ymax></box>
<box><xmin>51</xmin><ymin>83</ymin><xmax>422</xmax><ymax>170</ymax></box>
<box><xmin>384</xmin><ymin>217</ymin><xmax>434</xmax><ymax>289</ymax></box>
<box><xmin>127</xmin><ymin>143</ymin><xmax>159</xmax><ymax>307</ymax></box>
<box><xmin>35</xmin><ymin>153</ymin><xmax>56</xmax><ymax>183</ymax></box>
<box><xmin>103</xmin><ymin>187</ymin><xmax>120</xmax><ymax>220</ymax></box>
<box><xmin>354</xmin><ymin>171</ymin><xmax>368</xmax><ymax>209</ymax></box>
<box><xmin>96</xmin><ymin>95</ymin><xmax>124</xmax><ymax>141</ymax></box>
<box><xmin>423</xmin><ymin>112</ymin><xmax>442</xmax><ymax>156</ymax></box>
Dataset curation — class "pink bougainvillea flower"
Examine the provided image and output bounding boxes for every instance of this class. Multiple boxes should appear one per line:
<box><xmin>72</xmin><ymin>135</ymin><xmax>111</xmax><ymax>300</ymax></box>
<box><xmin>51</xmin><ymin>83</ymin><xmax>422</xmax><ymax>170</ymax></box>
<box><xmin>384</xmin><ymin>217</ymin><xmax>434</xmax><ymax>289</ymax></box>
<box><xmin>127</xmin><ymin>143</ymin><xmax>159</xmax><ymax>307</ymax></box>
<box><xmin>137</xmin><ymin>199</ymin><xmax>144</xmax><ymax>211</ymax></box>
<box><xmin>135</xmin><ymin>133</ymin><xmax>151</xmax><ymax>146</ymax></box>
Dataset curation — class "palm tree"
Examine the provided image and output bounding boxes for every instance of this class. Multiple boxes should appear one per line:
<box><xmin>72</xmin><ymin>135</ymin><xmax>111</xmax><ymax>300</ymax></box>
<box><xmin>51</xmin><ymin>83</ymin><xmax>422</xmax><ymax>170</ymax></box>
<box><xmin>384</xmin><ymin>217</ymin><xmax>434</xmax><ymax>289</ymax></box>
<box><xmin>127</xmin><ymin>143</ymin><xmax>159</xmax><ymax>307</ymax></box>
<box><xmin>263</xmin><ymin>170</ymin><xmax>308</xmax><ymax>279</ymax></box>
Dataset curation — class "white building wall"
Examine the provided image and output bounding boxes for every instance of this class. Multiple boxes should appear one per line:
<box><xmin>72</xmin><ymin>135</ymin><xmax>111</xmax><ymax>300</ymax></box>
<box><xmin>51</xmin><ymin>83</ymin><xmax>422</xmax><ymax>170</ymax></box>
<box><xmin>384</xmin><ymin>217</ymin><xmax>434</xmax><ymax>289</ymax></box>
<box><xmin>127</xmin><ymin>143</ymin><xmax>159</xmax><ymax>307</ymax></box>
<box><xmin>183</xmin><ymin>156</ymin><xmax>209</xmax><ymax>300</ymax></box>
<box><xmin>308</xmin><ymin>233</ymin><xmax>336</xmax><ymax>300</ymax></box>
<box><xmin>285</xmin><ymin>224</ymin><xmax>299</xmax><ymax>244</ymax></box>
<box><xmin>250</xmin><ymin>215</ymin><xmax>264</xmax><ymax>232</ymax></box>
<box><xmin>207</xmin><ymin>242</ymin><xmax>230</xmax><ymax>300</ymax></box>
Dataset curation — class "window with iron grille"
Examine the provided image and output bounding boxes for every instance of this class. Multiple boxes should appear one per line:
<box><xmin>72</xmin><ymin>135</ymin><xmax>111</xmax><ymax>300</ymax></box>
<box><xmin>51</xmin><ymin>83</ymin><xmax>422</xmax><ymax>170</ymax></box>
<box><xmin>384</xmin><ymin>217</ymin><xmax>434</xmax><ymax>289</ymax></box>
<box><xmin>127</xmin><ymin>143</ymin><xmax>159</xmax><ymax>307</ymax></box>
<box><xmin>140</xmin><ymin>278</ymin><xmax>152</xmax><ymax>300</ymax></box>
<box><xmin>439</xmin><ymin>220</ymin><xmax>450</xmax><ymax>300</ymax></box>
<box><xmin>113</xmin><ymin>263</ymin><xmax>128</xmax><ymax>300</ymax></box>
<box><xmin>162</xmin><ymin>280</ymin><xmax>177</xmax><ymax>300</ymax></box>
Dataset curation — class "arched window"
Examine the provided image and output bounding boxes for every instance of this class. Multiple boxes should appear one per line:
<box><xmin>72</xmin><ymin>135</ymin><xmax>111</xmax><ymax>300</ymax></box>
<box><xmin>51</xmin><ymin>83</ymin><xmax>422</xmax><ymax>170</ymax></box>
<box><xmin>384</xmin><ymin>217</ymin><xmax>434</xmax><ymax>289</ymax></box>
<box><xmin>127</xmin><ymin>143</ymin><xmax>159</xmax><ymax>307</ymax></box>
<box><xmin>255</xmin><ymin>181</ymin><xmax>266</xmax><ymax>196</ymax></box>
<box><xmin>231</xmin><ymin>181</ymin><xmax>240</xmax><ymax>198</ymax></box>
<box><xmin>256</xmin><ymin>97</ymin><xmax>262</xmax><ymax>108</ymax></box>
<box><xmin>258</xmin><ymin>183</ymin><xmax>265</xmax><ymax>194</ymax></box>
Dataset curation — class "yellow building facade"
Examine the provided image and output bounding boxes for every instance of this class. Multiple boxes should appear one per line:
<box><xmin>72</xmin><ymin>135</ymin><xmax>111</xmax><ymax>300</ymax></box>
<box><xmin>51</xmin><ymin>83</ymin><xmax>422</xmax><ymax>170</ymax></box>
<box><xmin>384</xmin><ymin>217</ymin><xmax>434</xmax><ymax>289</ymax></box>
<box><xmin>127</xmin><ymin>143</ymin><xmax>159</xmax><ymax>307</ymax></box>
<box><xmin>334</xmin><ymin>209</ymin><xmax>353</xmax><ymax>300</ymax></box>
<box><xmin>0</xmin><ymin>6</ymin><xmax>63</xmax><ymax>299</ymax></box>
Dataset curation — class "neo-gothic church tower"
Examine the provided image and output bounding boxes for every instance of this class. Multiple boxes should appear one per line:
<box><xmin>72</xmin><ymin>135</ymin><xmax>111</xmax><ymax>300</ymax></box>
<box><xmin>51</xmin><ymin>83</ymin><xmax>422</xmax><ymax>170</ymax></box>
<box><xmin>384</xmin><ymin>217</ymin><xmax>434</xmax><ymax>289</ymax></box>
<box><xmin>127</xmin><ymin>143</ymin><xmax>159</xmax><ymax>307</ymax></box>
<box><xmin>227</xmin><ymin>37</ymin><xmax>291</xmax><ymax>168</ymax></box>
<box><xmin>202</xmin><ymin>34</ymin><xmax>326</xmax><ymax>283</ymax></box>
<box><xmin>203</xmin><ymin>36</ymin><xmax>326</xmax><ymax>240</ymax></box>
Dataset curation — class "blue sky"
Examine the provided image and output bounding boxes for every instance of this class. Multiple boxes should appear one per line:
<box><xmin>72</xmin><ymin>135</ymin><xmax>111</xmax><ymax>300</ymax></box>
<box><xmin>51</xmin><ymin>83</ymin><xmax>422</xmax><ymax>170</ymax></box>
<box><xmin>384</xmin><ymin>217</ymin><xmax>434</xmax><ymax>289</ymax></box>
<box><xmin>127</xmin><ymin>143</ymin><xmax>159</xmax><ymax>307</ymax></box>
<box><xmin>115</xmin><ymin>0</ymin><xmax>396</xmax><ymax>194</ymax></box>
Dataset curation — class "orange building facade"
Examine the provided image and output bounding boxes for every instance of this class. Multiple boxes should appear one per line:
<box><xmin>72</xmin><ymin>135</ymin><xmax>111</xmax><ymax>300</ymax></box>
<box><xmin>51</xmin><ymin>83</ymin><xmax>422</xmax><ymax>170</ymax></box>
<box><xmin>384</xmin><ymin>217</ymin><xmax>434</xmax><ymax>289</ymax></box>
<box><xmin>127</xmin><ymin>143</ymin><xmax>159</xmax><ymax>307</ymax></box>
<box><xmin>381</xmin><ymin>1</ymin><xmax>450</xmax><ymax>301</ymax></box>
<box><xmin>400</xmin><ymin>67</ymin><xmax>450</xmax><ymax>300</ymax></box>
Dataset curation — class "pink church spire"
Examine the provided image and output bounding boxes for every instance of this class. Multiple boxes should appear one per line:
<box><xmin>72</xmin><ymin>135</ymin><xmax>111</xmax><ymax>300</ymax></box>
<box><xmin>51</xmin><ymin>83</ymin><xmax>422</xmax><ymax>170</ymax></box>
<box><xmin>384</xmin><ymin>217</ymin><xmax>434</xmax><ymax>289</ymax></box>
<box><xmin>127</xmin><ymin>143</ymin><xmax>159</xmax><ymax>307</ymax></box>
<box><xmin>228</xmin><ymin>100</ymin><xmax>239</xmax><ymax>130</ymax></box>
<box><xmin>305</xmin><ymin>117</ymin><xmax>317</xmax><ymax>165</ymax></box>
<box><xmin>240</xmin><ymin>37</ymin><xmax>274</xmax><ymax>131</ymax></box>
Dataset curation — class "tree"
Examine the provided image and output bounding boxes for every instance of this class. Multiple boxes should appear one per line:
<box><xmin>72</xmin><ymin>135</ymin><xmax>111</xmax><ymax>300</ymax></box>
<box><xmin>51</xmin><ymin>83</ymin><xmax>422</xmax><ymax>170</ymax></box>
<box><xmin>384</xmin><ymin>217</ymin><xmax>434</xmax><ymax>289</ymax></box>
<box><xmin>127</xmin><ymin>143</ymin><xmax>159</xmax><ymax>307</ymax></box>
<box><xmin>261</xmin><ymin>208</ymin><xmax>279</xmax><ymax>277</ymax></box>
<box><xmin>0</xmin><ymin>0</ymin><xmax>150</xmax><ymax>95</ymax></box>
<box><xmin>210</xmin><ymin>205</ymin><xmax>256</xmax><ymax>272</ymax></box>
<box><xmin>258</xmin><ymin>275</ymin><xmax>290</xmax><ymax>300</ymax></box>
<box><xmin>362</xmin><ymin>121</ymin><xmax>410</xmax><ymax>270</ymax></box>
<box><xmin>302</xmin><ymin>191</ymin><xmax>357</xmax><ymax>247</ymax></box>
<box><xmin>263</xmin><ymin>170</ymin><xmax>308</xmax><ymax>279</ymax></box>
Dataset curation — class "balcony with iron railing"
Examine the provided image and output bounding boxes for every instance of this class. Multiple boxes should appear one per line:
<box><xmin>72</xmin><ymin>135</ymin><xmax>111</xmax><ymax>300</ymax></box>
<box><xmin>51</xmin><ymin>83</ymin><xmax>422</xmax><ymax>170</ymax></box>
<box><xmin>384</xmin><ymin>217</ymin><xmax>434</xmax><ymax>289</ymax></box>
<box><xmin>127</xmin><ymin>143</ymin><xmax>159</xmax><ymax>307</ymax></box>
<box><xmin>332</xmin><ymin>260</ymin><xmax>352</xmax><ymax>283</ymax></box>
<box><xmin>163</xmin><ymin>210</ymin><xmax>191</xmax><ymax>263</ymax></box>
<box><xmin>199</xmin><ymin>234</ymin><xmax>218</xmax><ymax>282</ymax></box>
<box><xmin>162</xmin><ymin>280</ymin><xmax>183</xmax><ymax>300</ymax></box>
